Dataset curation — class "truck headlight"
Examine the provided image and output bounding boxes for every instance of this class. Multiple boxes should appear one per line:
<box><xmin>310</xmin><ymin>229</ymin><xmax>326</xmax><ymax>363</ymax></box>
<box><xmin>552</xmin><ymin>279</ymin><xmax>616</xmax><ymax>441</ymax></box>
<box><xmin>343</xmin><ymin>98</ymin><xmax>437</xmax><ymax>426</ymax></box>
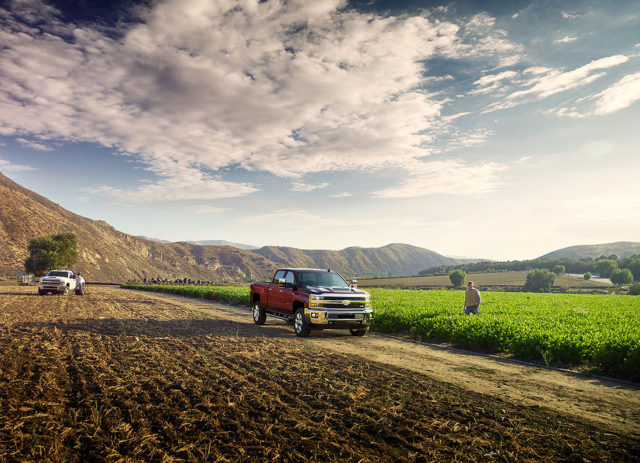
<box><xmin>309</xmin><ymin>295</ymin><xmax>324</xmax><ymax>308</ymax></box>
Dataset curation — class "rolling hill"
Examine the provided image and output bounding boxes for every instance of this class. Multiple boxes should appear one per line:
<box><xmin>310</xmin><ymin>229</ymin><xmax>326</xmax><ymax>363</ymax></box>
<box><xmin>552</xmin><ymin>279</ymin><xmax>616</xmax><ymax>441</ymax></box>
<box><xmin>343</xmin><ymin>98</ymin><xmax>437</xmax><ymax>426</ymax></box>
<box><xmin>0</xmin><ymin>171</ymin><xmax>276</xmax><ymax>282</ymax></box>
<box><xmin>539</xmin><ymin>242</ymin><xmax>640</xmax><ymax>259</ymax></box>
<box><xmin>251</xmin><ymin>244</ymin><xmax>458</xmax><ymax>278</ymax></box>
<box><xmin>0</xmin><ymin>171</ymin><xmax>459</xmax><ymax>281</ymax></box>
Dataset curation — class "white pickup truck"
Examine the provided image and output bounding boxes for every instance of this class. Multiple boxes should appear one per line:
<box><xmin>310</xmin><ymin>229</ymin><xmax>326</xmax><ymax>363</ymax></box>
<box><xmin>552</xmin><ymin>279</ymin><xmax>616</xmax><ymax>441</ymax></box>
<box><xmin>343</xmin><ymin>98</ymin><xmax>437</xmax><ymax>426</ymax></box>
<box><xmin>38</xmin><ymin>270</ymin><xmax>85</xmax><ymax>295</ymax></box>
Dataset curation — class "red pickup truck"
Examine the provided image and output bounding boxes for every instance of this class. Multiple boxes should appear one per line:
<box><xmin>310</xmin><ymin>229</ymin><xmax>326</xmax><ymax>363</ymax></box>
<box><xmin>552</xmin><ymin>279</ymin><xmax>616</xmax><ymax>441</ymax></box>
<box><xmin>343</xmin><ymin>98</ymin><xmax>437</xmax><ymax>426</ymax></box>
<box><xmin>250</xmin><ymin>268</ymin><xmax>373</xmax><ymax>337</ymax></box>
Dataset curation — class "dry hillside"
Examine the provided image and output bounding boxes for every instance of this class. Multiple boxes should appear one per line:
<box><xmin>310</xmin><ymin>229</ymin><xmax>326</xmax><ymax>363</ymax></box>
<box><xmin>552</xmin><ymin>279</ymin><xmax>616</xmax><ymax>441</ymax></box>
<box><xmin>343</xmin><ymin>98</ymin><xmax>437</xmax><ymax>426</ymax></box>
<box><xmin>0</xmin><ymin>172</ymin><xmax>276</xmax><ymax>283</ymax></box>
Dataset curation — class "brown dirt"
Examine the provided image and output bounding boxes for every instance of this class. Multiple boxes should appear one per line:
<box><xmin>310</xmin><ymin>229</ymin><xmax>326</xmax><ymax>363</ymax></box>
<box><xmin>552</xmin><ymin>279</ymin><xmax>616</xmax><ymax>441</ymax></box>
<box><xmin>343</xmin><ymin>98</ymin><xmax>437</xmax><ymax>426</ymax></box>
<box><xmin>0</xmin><ymin>285</ymin><xmax>638</xmax><ymax>462</ymax></box>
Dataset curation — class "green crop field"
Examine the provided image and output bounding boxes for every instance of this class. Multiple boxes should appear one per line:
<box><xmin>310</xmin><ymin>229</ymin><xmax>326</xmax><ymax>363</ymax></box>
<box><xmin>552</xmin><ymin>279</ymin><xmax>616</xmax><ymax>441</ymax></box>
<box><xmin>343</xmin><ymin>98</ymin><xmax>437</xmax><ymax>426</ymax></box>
<box><xmin>122</xmin><ymin>284</ymin><xmax>640</xmax><ymax>381</ymax></box>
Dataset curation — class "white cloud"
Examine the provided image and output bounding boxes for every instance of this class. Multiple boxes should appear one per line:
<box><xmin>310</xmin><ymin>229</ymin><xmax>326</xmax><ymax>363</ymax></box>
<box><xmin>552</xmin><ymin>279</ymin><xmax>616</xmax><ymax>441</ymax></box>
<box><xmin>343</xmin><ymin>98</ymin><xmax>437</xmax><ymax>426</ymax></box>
<box><xmin>15</xmin><ymin>137</ymin><xmax>53</xmax><ymax>151</ymax></box>
<box><xmin>291</xmin><ymin>182</ymin><xmax>329</xmax><ymax>192</ymax></box>
<box><xmin>472</xmin><ymin>70</ymin><xmax>518</xmax><ymax>94</ymax></box>
<box><xmin>372</xmin><ymin>159</ymin><xmax>507</xmax><ymax>199</ymax></box>
<box><xmin>554</xmin><ymin>35</ymin><xmax>577</xmax><ymax>44</ymax></box>
<box><xmin>330</xmin><ymin>192</ymin><xmax>353</xmax><ymax>198</ymax></box>
<box><xmin>0</xmin><ymin>0</ymin><xmax>506</xmax><ymax>195</ymax></box>
<box><xmin>561</xmin><ymin>12</ymin><xmax>580</xmax><ymax>20</ymax></box>
<box><xmin>508</xmin><ymin>55</ymin><xmax>629</xmax><ymax>100</ymax></box>
<box><xmin>594</xmin><ymin>72</ymin><xmax>640</xmax><ymax>115</ymax></box>
<box><xmin>0</xmin><ymin>158</ymin><xmax>35</xmax><ymax>172</ymax></box>
<box><xmin>238</xmin><ymin>208</ymin><xmax>334</xmax><ymax>226</ymax></box>
<box><xmin>82</xmin><ymin>165</ymin><xmax>256</xmax><ymax>203</ymax></box>
<box><xmin>189</xmin><ymin>205</ymin><xmax>227</xmax><ymax>215</ymax></box>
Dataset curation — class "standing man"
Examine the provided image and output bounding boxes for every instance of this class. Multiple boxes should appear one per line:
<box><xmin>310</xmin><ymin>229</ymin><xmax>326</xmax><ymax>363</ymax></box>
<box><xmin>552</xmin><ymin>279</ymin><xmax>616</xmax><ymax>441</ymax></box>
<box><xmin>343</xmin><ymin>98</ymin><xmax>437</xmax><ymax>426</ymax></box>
<box><xmin>464</xmin><ymin>281</ymin><xmax>481</xmax><ymax>315</ymax></box>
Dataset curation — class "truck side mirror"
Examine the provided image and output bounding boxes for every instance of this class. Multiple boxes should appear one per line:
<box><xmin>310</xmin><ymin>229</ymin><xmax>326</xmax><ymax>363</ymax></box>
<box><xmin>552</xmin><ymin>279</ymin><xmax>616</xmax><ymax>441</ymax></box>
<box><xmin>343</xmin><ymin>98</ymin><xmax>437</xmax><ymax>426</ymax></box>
<box><xmin>351</xmin><ymin>280</ymin><xmax>358</xmax><ymax>288</ymax></box>
<box><xmin>278</xmin><ymin>278</ymin><xmax>286</xmax><ymax>288</ymax></box>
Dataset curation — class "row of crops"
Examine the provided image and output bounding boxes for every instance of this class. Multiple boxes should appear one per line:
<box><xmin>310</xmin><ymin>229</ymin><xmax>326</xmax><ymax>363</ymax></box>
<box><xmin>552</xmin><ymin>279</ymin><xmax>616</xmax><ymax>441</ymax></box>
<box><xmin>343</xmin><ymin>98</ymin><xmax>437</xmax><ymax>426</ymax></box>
<box><xmin>121</xmin><ymin>284</ymin><xmax>640</xmax><ymax>381</ymax></box>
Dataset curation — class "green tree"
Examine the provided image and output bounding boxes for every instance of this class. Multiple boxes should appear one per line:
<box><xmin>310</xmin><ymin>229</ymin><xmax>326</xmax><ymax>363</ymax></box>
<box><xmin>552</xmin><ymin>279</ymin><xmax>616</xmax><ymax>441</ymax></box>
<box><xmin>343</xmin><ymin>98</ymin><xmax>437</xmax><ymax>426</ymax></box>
<box><xmin>583</xmin><ymin>272</ymin><xmax>592</xmax><ymax>280</ymax></box>
<box><xmin>24</xmin><ymin>233</ymin><xmax>77</xmax><ymax>276</ymax></box>
<box><xmin>594</xmin><ymin>259</ymin><xmax>618</xmax><ymax>278</ymax></box>
<box><xmin>523</xmin><ymin>269</ymin><xmax>555</xmax><ymax>292</ymax></box>
<box><xmin>552</xmin><ymin>264</ymin><xmax>565</xmax><ymax>275</ymax></box>
<box><xmin>449</xmin><ymin>269</ymin><xmax>466</xmax><ymax>287</ymax></box>
<box><xmin>629</xmin><ymin>283</ymin><xmax>640</xmax><ymax>295</ymax></box>
<box><xmin>610</xmin><ymin>268</ymin><xmax>633</xmax><ymax>286</ymax></box>
<box><xmin>626</xmin><ymin>258</ymin><xmax>640</xmax><ymax>281</ymax></box>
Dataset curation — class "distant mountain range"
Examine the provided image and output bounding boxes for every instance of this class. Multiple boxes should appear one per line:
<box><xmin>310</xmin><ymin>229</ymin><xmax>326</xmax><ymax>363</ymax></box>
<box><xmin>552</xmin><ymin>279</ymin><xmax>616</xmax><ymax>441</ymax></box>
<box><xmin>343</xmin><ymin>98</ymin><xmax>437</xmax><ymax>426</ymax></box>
<box><xmin>0</xmin><ymin>171</ymin><xmax>460</xmax><ymax>281</ymax></box>
<box><xmin>538</xmin><ymin>242</ymin><xmax>640</xmax><ymax>259</ymax></box>
<box><xmin>139</xmin><ymin>236</ymin><xmax>258</xmax><ymax>250</ymax></box>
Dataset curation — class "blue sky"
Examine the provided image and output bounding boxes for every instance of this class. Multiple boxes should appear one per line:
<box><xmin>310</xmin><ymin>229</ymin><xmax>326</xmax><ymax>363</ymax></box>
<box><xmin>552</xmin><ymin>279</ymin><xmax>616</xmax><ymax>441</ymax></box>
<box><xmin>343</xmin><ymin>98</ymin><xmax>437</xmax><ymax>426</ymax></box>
<box><xmin>1</xmin><ymin>0</ymin><xmax>639</xmax><ymax>260</ymax></box>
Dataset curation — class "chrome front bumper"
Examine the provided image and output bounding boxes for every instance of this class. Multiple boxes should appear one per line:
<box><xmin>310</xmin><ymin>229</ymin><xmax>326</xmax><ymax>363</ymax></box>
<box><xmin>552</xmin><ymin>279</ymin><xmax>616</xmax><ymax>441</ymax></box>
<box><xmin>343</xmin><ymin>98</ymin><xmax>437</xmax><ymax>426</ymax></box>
<box><xmin>304</xmin><ymin>307</ymin><xmax>373</xmax><ymax>327</ymax></box>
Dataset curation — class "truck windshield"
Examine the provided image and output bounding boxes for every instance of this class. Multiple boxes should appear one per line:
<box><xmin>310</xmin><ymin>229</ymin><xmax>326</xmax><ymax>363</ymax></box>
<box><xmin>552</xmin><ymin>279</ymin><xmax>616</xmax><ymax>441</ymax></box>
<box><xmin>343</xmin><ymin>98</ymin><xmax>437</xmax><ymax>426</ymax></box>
<box><xmin>298</xmin><ymin>271</ymin><xmax>349</xmax><ymax>288</ymax></box>
<box><xmin>47</xmin><ymin>271</ymin><xmax>69</xmax><ymax>277</ymax></box>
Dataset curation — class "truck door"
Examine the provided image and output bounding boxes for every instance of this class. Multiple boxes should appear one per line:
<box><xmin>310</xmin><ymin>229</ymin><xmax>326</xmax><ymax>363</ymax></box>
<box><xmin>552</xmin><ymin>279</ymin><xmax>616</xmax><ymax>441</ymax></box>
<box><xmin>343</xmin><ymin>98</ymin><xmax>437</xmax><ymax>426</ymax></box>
<box><xmin>267</xmin><ymin>270</ymin><xmax>286</xmax><ymax>310</ymax></box>
<box><xmin>270</xmin><ymin>270</ymin><xmax>295</xmax><ymax>315</ymax></box>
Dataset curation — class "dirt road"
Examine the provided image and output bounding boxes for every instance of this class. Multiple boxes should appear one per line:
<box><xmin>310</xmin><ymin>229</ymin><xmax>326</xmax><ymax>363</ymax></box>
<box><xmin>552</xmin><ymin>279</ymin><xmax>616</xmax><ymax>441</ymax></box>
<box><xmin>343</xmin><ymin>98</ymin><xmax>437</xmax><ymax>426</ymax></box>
<box><xmin>136</xmin><ymin>287</ymin><xmax>640</xmax><ymax>438</ymax></box>
<box><xmin>1</xmin><ymin>284</ymin><xmax>638</xmax><ymax>462</ymax></box>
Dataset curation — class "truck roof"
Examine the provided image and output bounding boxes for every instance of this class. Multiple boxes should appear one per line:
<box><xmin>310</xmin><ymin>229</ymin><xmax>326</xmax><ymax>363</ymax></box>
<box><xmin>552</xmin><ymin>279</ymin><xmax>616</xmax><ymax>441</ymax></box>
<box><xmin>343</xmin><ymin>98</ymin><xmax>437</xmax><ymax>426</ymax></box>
<box><xmin>276</xmin><ymin>268</ymin><xmax>339</xmax><ymax>273</ymax></box>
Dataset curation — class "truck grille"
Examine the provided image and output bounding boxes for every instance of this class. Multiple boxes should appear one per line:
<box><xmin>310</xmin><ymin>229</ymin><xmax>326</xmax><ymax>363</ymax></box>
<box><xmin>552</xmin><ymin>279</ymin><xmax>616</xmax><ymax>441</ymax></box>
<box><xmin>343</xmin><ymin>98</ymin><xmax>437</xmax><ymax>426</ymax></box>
<box><xmin>321</xmin><ymin>297</ymin><xmax>367</xmax><ymax>309</ymax></box>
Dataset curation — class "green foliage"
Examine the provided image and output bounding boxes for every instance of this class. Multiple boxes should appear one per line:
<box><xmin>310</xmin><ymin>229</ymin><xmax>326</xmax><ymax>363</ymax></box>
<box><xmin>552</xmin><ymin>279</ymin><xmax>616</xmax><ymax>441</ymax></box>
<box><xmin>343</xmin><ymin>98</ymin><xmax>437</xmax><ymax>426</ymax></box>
<box><xmin>628</xmin><ymin>284</ymin><xmax>640</xmax><ymax>296</ymax></box>
<box><xmin>610</xmin><ymin>269</ymin><xmax>633</xmax><ymax>286</ymax></box>
<box><xmin>595</xmin><ymin>259</ymin><xmax>618</xmax><ymax>278</ymax></box>
<box><xmin>583</xmin><ymin>272</ymin><xmax>591</xmax><ymax>280</ymax></box>
<box><xmin>626</xmin><ymin>258</ymin><xmax>640</xmax><ymax>281</ymax></box>
<box><xmin>366</xmin><ymin>288</ymin><xmax>640</xmax><ymax>381</ymax></box>
<box><xmin>448</xmin><ymin>269</ymin><xmax>466</xmax><ymax>287</ymax></box>
<box><xmin>552</xmin><ymin>264</ymin><xmax>565</xmax><ymax>275</ymax></box>
<box><xmin>24</xmin><ymin>233</ymin><xmax>77</xmax><ymax>276</ymax></box>
<box><xmin>523</xmin><ymin>269</ymin><xmax>555</xmax><ymax>292</ymax></box>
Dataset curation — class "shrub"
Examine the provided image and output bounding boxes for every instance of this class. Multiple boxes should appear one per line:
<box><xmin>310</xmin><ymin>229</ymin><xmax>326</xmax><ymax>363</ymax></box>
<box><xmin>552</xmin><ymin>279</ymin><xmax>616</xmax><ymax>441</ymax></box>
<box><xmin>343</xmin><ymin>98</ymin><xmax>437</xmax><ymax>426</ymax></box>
<box><xmin>628</xmin><ymin>283</ymin><xmax>640</xmax><ymax>296</ymax></box>
<box><xmin>449</xmin><ymin>270</ymin><xmax>466</xmax><ymax>287</ymax></box>
<box><xmin>583</xmin><ymin>272</ymin><xmax>592</xmax><ymax>280</ymax></box>
<box><xmin>523</xmin><ymin>269</ymin><xmax>555</xmax><ymax>292</ymax></box>
<box><xmin>552</xmin><ymin>265</ymin><xmax>565</xmax><ymax>275</ymax></box>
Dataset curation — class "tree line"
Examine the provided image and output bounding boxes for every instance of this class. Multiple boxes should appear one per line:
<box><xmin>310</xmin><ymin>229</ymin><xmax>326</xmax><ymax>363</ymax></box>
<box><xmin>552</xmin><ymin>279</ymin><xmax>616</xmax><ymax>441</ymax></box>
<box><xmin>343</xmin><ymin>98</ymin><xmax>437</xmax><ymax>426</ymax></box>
<box><xmin>424</xmin><ymin>255</ymin><xmax>640</xmax><ymax>284</ymax></box>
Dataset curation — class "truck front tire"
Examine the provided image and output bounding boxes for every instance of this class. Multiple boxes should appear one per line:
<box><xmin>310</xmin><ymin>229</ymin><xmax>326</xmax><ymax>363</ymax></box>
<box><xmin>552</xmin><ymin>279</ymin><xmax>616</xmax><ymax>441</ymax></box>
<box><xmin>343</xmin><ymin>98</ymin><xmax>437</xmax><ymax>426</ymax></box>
<box><xmin>294</xmin><ymin>309</ymin><xmax>310</xmax><ymax>337</ymax></box>
<box><xmin>253</xmin><ymin>300</ymin><xmax>266</xmax><ymax>325</ymax></box>
<box><xmin>63</xmin><ymin>287</ymin><xmax>69</xmax><ymax>296</ymax></box>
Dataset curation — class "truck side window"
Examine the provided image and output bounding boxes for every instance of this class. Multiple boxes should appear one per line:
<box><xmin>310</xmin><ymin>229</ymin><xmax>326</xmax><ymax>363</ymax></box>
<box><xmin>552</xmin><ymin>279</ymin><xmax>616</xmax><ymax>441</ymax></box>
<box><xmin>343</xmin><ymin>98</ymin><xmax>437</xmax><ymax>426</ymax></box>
<box><xmin>284</xmin><ymin>271</ymin><xmax>295</xmax><ymax>288</ymax></box>
<box><xmin>272</xmin><ymin>270</ymin><xmax>286</xmax><ymax>284</ymax></box>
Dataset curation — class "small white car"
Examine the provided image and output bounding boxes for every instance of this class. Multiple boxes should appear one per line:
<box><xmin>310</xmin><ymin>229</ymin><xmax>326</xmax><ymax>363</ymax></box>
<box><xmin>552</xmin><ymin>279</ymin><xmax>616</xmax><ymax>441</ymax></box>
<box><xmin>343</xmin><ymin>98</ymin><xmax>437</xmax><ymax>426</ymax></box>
<box><xmin>38</xmin><ymin>270</ymin><xmax>85</xmax><ymax>295</ymax></box>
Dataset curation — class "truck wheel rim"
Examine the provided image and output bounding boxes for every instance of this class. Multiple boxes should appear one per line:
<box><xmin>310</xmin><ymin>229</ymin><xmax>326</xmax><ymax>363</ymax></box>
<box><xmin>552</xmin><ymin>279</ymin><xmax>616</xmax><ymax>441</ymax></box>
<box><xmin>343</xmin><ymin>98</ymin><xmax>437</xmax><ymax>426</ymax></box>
<box><xmin>253</xmin><ymin>305</ymin><xmax>260</xmax><ymax>320</ymax></box>
<box><xmin>294</xmin><ymin>313</ymin><xmax>302</xmax><ymax>332</ymax></box>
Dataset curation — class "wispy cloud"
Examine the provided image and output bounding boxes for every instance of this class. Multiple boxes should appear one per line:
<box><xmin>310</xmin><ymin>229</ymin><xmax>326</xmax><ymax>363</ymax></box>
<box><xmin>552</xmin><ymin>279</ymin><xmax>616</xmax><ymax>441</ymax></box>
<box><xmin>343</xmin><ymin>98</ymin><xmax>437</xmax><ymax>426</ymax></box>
<box><xmin>594</xmin><ymin>71</ymin><xmax>640</xmax><ymax>115</ymax></box>
<box><xmin>554</xmin><ymin>35</ymin><xmax>577</xmax><ymax>44</ymax></box>
<box><xmin>15</xmin><ymin>137</ymin><xmax>53</xmax><ymax>151</ymax></box>
<box><xmin>291</xmin><ymin>182</ymin><xmax>329</xmax><ymax>192</ymax></box>
<box><xmin>372</xmin><ymin>159</ymin><xmax>507</xmax><ymax>199</ymax></box>
<box><xmin>189</xmin><ymin>205</ymin><xmax>227</xmax><ymax>215</ymax></box>
<box><xmin>331</xmin><ymin>192</ymin><xmax>353</xmax><ymax>198</ymax></box>
<box><xmin>508</xmin><ymin>55</ymin><xmax>629</xmax><ymax>100</ymax></box>
<box><xmin>83</xmin><ymin>166</ymin><xmax>256</xmax><ymax>203</ymax></box>
<box><xmin>0</xmin><ymin>158</ymin><xmax>35</xmax><ymax>172</ymax></box>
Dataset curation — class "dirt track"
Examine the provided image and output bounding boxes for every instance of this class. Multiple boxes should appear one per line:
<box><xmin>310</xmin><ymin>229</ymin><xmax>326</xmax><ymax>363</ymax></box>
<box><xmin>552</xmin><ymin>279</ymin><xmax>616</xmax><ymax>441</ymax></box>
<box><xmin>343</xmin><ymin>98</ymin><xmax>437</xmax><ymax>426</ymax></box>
<box><xmin>0</xmin><ymin>285</ymin><xmax>638</xmax><ymax>462</ymax></box>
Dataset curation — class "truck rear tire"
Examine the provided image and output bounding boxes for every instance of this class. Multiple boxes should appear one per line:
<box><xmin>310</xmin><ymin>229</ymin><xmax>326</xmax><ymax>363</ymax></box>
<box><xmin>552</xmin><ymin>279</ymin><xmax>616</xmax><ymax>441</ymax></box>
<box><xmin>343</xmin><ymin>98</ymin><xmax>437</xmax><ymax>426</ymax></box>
<box><xmin>253</xmin><ymin>300</ymin><xmax>266</xmax><ymax>325</ymax></box>
<box><xmin>294</xmin><ymin>309</ymin><xmax>310</xmax><ymax>337</ymax></box>
<box><xmin>38</xmin><ymin>289</ymin><xmax>45</xmax><ymax>296</ymax></box>
<box><xmin>75</xmin><ymin>284</ymin><xmax>85</xmax><ymax>296</ymax></box>
<box><xmin>350</xmin><ymin>328</ymin><xmax>369</xmax><ymax>336</ymax></box>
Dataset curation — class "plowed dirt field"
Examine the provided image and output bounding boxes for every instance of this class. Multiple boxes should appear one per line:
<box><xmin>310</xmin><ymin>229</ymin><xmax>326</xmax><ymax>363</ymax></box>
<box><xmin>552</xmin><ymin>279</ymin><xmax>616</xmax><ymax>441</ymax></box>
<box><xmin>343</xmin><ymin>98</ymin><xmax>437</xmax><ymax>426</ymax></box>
<box><xmin>0</xmin><ymin>285</ymin><xmax>638</xmax><ymax>462</ymax></box>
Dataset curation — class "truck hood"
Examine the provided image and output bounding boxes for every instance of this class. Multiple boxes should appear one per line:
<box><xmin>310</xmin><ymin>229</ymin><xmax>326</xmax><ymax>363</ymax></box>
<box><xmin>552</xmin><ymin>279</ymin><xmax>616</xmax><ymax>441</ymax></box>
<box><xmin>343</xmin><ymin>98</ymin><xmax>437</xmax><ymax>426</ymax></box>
<box><xmin>305</xmin><ymin>286</ymin><xmax>369</xmax><ymax>296</ymax></box>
